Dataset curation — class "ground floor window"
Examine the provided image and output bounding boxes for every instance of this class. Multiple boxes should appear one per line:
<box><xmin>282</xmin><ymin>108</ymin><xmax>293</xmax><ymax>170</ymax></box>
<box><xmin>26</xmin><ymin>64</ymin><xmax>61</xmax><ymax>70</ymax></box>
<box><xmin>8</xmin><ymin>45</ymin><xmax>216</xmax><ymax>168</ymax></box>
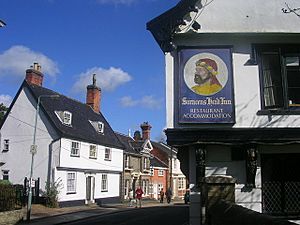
<box><xmin>124</xmin><ymin>179</ymin><xmax>129</xmax><ymax>197</ymax></box>
<box><xmin>178</xmin><ymin>177</ymin><xmax>185</xmax><ymax>190</ymax></box>
<box><xmin>101</xmin><ymin>174</ymin><xmax>108</xmax><ymax>192</ymax></box>
<box><xmin>67</xmin><ymin>172</ymin><xmax>76</xmax><ymax>193</ymax></box>
<box><xmin>2</xmin><ymin>170</ymin><xmax>9</xmax><ymax>180</ymax></box>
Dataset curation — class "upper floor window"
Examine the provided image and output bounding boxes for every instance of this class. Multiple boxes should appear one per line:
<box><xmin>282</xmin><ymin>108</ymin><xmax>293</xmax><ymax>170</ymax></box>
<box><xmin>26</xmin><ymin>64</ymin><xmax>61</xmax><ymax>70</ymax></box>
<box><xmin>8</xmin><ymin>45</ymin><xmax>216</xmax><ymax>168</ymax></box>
<box><xmin>89</xmin><ymin>120</ymin><xmax>104</xmax><ymax>134</ymax></box>
<box><xmin>104</xmin><ymin>148</ymin><xmax>111</xmax><ymax>161</ymax></box>
<box><xmin>150</xmin><ymin>168</ymin><xmax>154</xmax><ymax>176</ymax></box>
<box><xmin>71</xmin><ymin>141</ymin><xmax>80</xmax><ymax>157</ymax></box>
<box><xmin>3</xmin><ymin>139</ymin><xmax>9</xmax><ymax>152</ymax></box>
<box><xmin>143</xmin><ymin>158</ymin><xmax>148</xmax><ymax>170</ymax></box>
<box><xmin>124</xmin><ymin>155</ymin><xmax>129</xmax><ymax>168</ymax></box>
<box><xmin>256</xmin><ymin>44</ymin><xmax>300</xmax><ymax>113</ymax></box>
<box><xmin>89</xmin><ymin>145</ymin><xmax>97</xmax><ymax>159</ymax></box>
<box><xmin>55</xmin><ymin>111</ymin><xmax>72</xmax><ymax>126</ymax></box>
<box><xmin>158</xmin><ymin>169</ymin><xmax>164</xmax><ymax>176</ymax></box>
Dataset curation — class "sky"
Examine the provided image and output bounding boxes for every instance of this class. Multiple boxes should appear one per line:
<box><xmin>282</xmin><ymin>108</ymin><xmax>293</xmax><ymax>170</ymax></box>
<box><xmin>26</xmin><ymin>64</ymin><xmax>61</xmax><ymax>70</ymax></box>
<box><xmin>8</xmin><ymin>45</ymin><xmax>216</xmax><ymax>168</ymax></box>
<box><xmin>0</xmin><ymin>0</ymin><xmax>179</xmax><ymax>141</ymax></box>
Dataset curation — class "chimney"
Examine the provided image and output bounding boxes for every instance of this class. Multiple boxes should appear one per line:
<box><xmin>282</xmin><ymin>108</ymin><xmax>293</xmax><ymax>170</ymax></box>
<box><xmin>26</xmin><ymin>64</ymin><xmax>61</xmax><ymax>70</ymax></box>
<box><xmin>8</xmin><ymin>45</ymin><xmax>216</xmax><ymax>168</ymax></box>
<box><xmin>141</xmin><ymin>122</ymin><xmax>152</xmax><ymax>140</ymax></box>
<box><xmin>86</xmin><ymin>74</ymin><xmax>101</xmax><ymax>113</ymax></box>
<box><xmin>25</xmin><ymin>63</ymin><xmax>44</xmax><ymax>86</ymax></box>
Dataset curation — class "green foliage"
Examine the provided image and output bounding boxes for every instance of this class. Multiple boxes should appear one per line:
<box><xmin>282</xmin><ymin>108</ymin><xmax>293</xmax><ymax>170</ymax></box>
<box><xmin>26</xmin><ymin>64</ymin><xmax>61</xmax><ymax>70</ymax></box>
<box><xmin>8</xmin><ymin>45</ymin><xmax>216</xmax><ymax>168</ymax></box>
<box><xmin>0</xmin><ymin>103</ymin><xmax>8</xmax><ymax>122</ymax></box>
<box><xmin>0</xmin><ymin>182</ymin><xmax>15</xmax><ymax>212</ymax></box>
<box><xmin>44</xmin><ymin>179</ymin><xmax>62</xmax><ymax>208</ymax></box>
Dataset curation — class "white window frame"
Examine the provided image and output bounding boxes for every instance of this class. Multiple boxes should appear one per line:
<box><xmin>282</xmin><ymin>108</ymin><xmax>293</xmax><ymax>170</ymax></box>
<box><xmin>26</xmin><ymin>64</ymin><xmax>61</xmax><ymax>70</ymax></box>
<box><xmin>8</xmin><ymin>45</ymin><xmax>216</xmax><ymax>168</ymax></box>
<box><xmin>150</xmin><ymin>168</ymin><xmax>154</xmax><ymax>176</ymax></box>
<box><xmin>63</xmin><ymin>111</ymin><xmax>72</xmax><ymax>125</ymax></box>
<box><xmin>71</xmin><ymin>141</ymin><xmax>80</xmax><ymax>157</ymax></box>
<box><xmin>104</xmin><ymin>148</ymin><xmax>111</xmax><ymax>161</ymax></box>
<box><xmin>67</xmin><ymin>172</ymin><xmax>76</xmax><ymax>194</ymax></box>
<box><xmin>124</xmin><ymin>155</ymin><xmax>129</xmax><ymax>168</ymax></box>
<box><xmin>124</xmin><ymin>179</ymin><xmax>129</xmax><ymax>197</ymax></box>
<box><xmin>101</xmin><ymin>174</ymin><xmax>108</xmax><ymax>192</ymax></box>
<box><xmin>158</xmin><ymin>169</ymin><xmax>164</xmax><ymax>176</ymax></box>
<box><xmin>3</xmin><ymin>139</ymin><xmax>9</xmax><ymax>152</ymax></box>
<box><xmin>143</xmin><ymin>158</ymin><xmax>148</xmax><ymax>170</ymax></box>
<box><xmin>178</xmin><ymin>177</ymin><xmax>185</xmax><ymax>190</ymax></box>
<box><xmin>97</xmin><ymin>122</ymin><xmax>104</xmax><ymax>133</ymax></box>
<box><xmin>89</xmin><ymin>145</ymin><xmax>97</xmax><ymax>159</ymax></box>
<box><xmin>2</xmin><ymin>170</ymin><xmax>9</xmax><ymax>180</ymax></box>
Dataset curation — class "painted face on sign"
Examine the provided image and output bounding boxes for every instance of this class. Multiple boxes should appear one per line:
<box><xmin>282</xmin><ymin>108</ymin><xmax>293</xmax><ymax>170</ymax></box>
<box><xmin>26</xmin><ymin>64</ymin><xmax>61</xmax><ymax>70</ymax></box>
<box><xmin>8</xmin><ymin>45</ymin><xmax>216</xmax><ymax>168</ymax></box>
<box><xmin>194</xmin><ymin>66</ymin><xmax>210</xmax><ymax>85</ymax></box>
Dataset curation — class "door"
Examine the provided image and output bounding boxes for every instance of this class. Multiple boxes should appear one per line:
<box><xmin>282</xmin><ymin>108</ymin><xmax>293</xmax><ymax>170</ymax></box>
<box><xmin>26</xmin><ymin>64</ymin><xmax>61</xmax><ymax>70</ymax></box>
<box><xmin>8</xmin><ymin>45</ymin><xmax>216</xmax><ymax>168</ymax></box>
<box><xmin>261</xmin><ymin>154</ymin><xmax>300</xmax><ymax>217</ymax></box>
<box><xmin>86</xmin><ymin>176</ymin><xmax>95</xmax><ymax>204</ymax></box>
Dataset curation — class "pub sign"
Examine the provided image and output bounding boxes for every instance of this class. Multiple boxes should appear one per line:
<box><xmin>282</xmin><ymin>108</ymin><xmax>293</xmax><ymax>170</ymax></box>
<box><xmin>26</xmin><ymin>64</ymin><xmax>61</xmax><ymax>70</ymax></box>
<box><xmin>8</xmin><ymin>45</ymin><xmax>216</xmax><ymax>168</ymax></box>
<box><xmin>178</xmin><ymin>48</ymin><xmax>235</xmax><ymax>123</ymax></box>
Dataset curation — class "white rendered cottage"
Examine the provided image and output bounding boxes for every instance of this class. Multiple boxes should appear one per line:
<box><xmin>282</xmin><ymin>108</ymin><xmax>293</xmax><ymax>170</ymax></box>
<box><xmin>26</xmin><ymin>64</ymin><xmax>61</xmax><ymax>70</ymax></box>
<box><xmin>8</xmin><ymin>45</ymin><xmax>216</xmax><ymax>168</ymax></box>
<box><xmin>0</xmin><ymin>64</ymin><xmax>124</xmax><ymax>206</ymax></box>
<box><xmin>148</xmin><ymin>0</ymin><xmax>300</xmax><ymax>224</ymax></box>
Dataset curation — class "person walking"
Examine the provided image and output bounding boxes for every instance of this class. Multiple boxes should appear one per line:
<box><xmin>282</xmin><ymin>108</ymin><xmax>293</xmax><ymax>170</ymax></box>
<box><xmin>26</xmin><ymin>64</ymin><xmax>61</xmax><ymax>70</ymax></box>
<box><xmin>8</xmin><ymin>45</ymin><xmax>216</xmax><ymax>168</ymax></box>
<box><xmin>159</xmin><ymin>189</ymin><xmax>164</xmax><ymax>203</ymax></box>
<box><xmin>165</xmin><ymin>187</ymin><xmax>172</xmax><ymax>204</ymax></box>
<box><xmin>135</xmin><ymin>186</ymin><xmax>143</xmax><ymax>208</ymax></box>
<box><xmin>128</xmin><ymin>188</ymin><xmax>134</xmax><ymax>207</ymax></box>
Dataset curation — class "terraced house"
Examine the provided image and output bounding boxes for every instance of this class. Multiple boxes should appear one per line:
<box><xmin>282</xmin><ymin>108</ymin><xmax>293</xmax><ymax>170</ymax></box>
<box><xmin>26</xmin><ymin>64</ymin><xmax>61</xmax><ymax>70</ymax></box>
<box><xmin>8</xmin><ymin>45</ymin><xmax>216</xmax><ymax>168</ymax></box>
<box><xmin>0</xmin><ymin>63</ymin><xmax>124</xmax><ymax>206</ymax></box>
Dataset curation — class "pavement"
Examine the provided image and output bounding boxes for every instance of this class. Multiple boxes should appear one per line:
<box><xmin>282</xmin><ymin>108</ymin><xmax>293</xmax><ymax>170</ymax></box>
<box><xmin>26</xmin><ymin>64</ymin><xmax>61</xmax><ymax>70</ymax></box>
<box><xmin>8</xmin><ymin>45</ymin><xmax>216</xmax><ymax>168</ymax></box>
<box><xmin>19</xmin><ymin>199</ymin><xmax>184</xmax><ymax>225</ymax></box>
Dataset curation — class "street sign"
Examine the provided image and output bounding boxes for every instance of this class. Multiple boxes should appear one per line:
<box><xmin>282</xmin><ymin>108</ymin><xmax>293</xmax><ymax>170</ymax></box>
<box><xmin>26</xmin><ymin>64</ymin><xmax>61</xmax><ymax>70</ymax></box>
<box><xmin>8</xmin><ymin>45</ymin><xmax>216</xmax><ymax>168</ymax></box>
<box><xmin>30</xmin><ymin>145</ymin><xmax>37</xmax><ymax>154</ymax></box>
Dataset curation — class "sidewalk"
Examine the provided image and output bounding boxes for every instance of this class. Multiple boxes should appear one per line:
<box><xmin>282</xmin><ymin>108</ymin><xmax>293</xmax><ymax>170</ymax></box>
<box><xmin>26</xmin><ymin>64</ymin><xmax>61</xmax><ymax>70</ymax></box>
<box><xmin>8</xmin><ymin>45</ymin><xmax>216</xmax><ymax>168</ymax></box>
<box><xmin>19</xmin><ymin>199</ymin><xmax>182</xmax><ymax>225</ymax></box>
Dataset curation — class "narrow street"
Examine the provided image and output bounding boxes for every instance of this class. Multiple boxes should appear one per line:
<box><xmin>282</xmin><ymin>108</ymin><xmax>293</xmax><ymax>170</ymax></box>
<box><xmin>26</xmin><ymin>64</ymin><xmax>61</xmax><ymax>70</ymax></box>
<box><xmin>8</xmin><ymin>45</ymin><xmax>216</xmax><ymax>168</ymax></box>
<box><xmin>65</xmin><ymin>204</ymin><xmax>188</xmax><ymax>225</ymax></box>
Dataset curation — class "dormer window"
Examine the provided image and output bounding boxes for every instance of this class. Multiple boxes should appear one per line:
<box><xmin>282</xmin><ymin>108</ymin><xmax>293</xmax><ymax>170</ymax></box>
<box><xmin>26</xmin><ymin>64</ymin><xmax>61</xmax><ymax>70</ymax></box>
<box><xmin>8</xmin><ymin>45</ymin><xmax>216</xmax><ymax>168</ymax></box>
<box><xmin>89</xmin><ymin>120</ymin><xmax>104</xmax><ymax>134</ymax></box>
<box><xmin>55</xmin><ymin>111</ymin><xmax>72</xmax><ymax>126</ymax></box>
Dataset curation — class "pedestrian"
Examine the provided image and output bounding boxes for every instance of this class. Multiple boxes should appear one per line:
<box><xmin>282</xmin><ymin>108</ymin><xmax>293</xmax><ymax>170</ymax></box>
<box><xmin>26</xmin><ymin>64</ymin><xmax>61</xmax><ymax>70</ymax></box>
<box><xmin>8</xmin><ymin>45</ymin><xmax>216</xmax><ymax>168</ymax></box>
<box><xmin>135</xmin><ymin>186</ymin><xmax>143</xmax><ymax>208</ymax></box>
<box><xmin>165</xmin><ymin>187</ymin><xmax>172</xmax><ymax>204</ymax></box>
<box><xmin>159</xmin><ymin>189</ymin><xmax>164</xmax><ymax>203</ymax></box>
<box><xmin>128</xmin><ymin>188</ymin><xmax>134</xmax><ymax>207</ymax></box>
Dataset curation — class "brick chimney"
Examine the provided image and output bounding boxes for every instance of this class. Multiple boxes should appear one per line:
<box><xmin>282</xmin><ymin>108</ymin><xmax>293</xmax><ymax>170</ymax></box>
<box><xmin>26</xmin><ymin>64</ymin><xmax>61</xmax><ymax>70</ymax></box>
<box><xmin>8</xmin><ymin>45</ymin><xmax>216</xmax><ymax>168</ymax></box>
<box><xmin>86</xmin><ymin>74</ymin><xmax>101</xmax><ymax>113</ymax></box>
<box><xmin>25</xmin><ymin>63</ymin><xmax>43</xmax><ymax>86</ymax></box>
<box><xmin>141</xmin><ymin>122</ymin><xmax>152</xmax><ymax>140</ymax></box>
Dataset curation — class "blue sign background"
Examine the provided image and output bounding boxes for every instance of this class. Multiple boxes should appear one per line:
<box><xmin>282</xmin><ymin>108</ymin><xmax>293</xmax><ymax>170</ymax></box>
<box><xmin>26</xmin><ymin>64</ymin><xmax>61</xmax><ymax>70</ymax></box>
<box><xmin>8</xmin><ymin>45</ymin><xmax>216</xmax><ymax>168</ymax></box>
<box><xmin>178</xmin><ymin>48</ymin><xmax>235</xmax><ymax>123</ymax></box>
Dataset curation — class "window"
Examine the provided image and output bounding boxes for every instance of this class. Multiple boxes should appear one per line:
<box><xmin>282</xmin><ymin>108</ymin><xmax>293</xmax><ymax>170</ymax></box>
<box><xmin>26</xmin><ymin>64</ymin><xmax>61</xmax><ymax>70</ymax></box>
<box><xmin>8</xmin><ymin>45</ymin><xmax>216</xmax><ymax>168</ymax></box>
<box><xmin>149</xmin><ymin>183</ymin><xmax>153</xmax><ymax>195</ymax></box>
<box><xmin>2</xmin><ymin>170</ymin><xmax>9</xmax><ymax>180</ymax></box>
<box><xmin>3</xmin><ymin>139</ymin><xmax>9</xmax><ymax>152</ymax></box>
<box><xmin>104</xmin><ymin>148</ymin><xmax>111</xmax><ymax>161</ymax></box>
<box><xmin>178</xmin><ymin>177</ymin><xmax>185</xmax><ymax>190</ymax></box>
<box><xmin>143</xmin><ymin>158</ymin><xmax>148</xmax><ymax>170</ymax></box>
<box><xmin>101</xmin><ymin>174</ymin><xmax>108</xmax><ymax>192</ymax></box>
<box><xmin>124</xmin><ymin>155</ymin><xmax>129</xmax><ymax>168</ymax></box>
<box><xmin>67</xmin><ymin>172</ymin><xmax>76</xmax><ymax>193</ymax></box>
<box><xmin>158</xmin><ymin>183</ymin><xmax>163</xmax><ymax>192</ymax></box>
<box><xmin>97</xmin><ymin>122</ymin><xmax>104</xmax><ymax>133</ymax></box>
<box><xmin>124</xmin><ymin>179</ymin><xmax>129</xmax><ymax>196</ymax></box>
<box><xmin>71</xmin><ymin>141</ymin><xmax>80</xmax><ymax>157</ymax></box>
<box><xmin>256</xmin><ymin>45</ymin><xmax>300</xmax><ymax>112</ymax></box>
<box><xmin>158</xmin><ymin>169</ymin><xmax>164</xmax><ymax>176</ymax></box>
<box><xmin>142</xmin><ymin>179</ymin><xmax>148</xmax><ymax>195</ymax></box>
<box><xmin>55</xmin><ymin>111</ymin><xmax>72</xmax><ymax>126</ymax></box>
<box><xmin>63</xmin><ymin>111</ymin><xmax>72</xmax><ymax>125</ymax></box>
<box><xmin>150</xmin><ymin>168</ymin><xmax>154</xmax><ymax>176</ymax></box>
<box><xmin>89</xmin><ymin>145</ymin><xmax>97</xmax><ymax>159</ymax></box>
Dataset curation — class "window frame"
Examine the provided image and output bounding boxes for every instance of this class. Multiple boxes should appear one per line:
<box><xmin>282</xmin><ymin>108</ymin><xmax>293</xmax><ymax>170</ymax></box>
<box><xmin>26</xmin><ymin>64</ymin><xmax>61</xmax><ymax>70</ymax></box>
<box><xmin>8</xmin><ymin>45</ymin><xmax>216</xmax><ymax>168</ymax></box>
<box><xmin>158</xmin><ymin>169</ymin><xmax>164</xmax><ymax>177</ymax></box>
<box><xmin>3</xmin><ymin>139</ymin><xmax>9</xmax><ymax>152</ymax></box>
<box><xmin>67</xmin><ymin>172</ymin><xmax>76</xmax><ymax>194</ymax></box>
<box><xmin>124</xmin><ymin>154</ymin><xmax>129</xmax><ymax>168</ymax></box>
<box><xmin>63</xmin><ymin>111</ymin><xmax>72</xmax><ymax>125</ymax></box>
<box><xmin>101</xmin><ymin>174</ymin><xmax>108</xmax><ymax>192</ymax></box>
<box><xmin>70</xmin><ymin>141</ymin><xmax>80</xmax><ymax>157</ymax></box>
<box><xmin>255</xmin><ymin>44</ymin><xmax>300</xmax><ymax>115</ymax></box>
<box><xmin>104</xmin><ymin>148</ymin><xmax>111</xmax><ymax>161</ymax></box>
<box><xmin>178</xmin><ymin>177</ymin><xmax>185</xmax><ymax>190</ymax></box>
<box><xmin>2</xmin><ymin>170</ymin><xmax>9</xmax><ymax>180</ymax></box>
<box><xmin>89</xmin><ymin>145</ymin><xmax>97</xmax><ymax>159</ymax></box>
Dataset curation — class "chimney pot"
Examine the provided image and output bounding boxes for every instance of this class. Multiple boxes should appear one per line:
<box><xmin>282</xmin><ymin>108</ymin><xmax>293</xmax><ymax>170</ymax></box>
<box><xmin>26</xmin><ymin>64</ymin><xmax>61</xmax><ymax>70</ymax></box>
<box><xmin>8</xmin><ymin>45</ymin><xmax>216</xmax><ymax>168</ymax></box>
<box><xmin>141</xmin><ymin>122</ymin><xmax>152</xmax><ymax>140</ymax></box>
<box><xmin>25</xmin><ymin>62</ymin><xmax>44</xmax><ymax>86</ymax></box>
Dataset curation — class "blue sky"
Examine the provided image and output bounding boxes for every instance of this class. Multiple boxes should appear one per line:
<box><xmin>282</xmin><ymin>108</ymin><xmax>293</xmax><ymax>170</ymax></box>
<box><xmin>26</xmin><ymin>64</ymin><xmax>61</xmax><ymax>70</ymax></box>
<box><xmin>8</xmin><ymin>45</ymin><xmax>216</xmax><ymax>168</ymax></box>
<box><xmin>0</xmin><ymin>0</ymin><xmax>178</xmax><ymax>141</ymax></box>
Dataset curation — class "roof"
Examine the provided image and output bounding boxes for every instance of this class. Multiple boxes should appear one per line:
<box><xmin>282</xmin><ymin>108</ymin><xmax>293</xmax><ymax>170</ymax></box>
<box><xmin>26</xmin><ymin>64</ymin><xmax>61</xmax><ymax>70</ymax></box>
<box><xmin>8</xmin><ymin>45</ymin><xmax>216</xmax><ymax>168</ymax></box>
<box><xmin>18</xmin><ymin>81</ymin><xmax>124</xmax><ymax>149</ymax></box>
<box><xmin>115</xmin><ymin>132</ymin><xmax>139</xmax><ymax>154</ymax></box>
<box><xmin>146</xmin><ymin>0</ymin><xmax>200</xmax><ymax>53</ymax></box>
<box><xmin>150</xmin><ymin>156</ymin><xmax>168</xmax><ymax>168</ymax></box>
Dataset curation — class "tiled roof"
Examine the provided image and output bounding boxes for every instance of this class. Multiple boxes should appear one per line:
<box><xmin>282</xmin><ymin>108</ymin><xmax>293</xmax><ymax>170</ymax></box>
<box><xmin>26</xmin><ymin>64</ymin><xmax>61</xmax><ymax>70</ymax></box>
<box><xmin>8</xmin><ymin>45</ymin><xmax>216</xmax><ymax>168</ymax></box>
<box><xmin>150</xmin><ymin>156</ymin><xmax>168</xmax><ymax>168</ymax></box>
<box><xmin>25</xmin><ymin>81</ymin><xmax>124</xmax><ymax>149</ymax></box>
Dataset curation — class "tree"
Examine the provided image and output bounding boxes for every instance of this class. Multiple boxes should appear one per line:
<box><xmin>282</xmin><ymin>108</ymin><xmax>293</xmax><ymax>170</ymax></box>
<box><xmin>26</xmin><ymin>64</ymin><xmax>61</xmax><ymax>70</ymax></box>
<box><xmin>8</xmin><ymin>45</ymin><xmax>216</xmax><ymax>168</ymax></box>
<box><xmin>0</xmin><ymin>103</ymin><xmax>8</xmax><ymax>122</ymax></box>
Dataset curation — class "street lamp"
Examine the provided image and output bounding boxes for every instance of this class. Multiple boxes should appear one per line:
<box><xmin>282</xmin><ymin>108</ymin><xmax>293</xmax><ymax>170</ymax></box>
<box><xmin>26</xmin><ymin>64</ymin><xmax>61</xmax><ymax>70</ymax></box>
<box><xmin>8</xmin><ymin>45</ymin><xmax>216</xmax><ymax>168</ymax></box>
<box><xmin>27</xmin><ymin>94</ymin><xmax>59</xmax><ymax>221</ymax></box>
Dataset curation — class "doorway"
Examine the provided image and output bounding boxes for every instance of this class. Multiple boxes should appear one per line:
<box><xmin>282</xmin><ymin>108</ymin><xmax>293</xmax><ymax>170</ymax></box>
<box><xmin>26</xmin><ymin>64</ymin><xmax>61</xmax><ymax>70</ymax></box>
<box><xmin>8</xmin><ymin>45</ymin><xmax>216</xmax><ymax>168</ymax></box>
<box><xmin>86</xmin><ymin>176</ymin><xmax>95</xmax><ymax>204</ymax></box>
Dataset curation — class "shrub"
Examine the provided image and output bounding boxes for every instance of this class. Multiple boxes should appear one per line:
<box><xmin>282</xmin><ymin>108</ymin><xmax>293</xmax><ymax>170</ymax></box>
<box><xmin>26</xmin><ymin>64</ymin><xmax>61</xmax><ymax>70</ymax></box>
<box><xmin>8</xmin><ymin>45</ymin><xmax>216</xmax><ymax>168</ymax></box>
<box><xmin>44</xmin><ymin>179</ymin><xmax>62</xmax><ymax>208</ymax></box>
<box><xmin>0</xmin><ymin>181</ymin><xmax>15</xmax><ymax>212</ymax></box>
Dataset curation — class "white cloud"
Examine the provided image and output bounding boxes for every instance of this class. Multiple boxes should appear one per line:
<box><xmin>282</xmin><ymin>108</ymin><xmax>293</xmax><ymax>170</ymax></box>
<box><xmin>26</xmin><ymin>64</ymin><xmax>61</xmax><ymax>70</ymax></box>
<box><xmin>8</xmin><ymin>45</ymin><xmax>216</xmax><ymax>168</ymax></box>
<box><xmin>72</xmin><ymin>67</ymin><xmax>132</xmax><ymax>93</ymax></box>
<box><xmin>120</xmin><ymin>95</ymin><xmax>162</xmax><ymax>109</ymax></box>
<box><xmin>0</xmin><ymin>45</ymin><xmax>60</xmax><ymax>80</ymax></box>
<box><xmin>0</xmin><ymin>95</ymin><xmax>12</xmax><ymax>107</ymax></box>
<box><xmin>96</xmin><ymin>0</ymin><xmax>137</xmax><ymax>5</ymax></box>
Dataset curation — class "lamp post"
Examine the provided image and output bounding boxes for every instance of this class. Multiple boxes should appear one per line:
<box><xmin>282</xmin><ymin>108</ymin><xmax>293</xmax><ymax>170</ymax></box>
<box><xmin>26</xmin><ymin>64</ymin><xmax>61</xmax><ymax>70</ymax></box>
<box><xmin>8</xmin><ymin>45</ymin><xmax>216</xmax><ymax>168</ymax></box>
<box><xmin>27</xmin><ymin>94</ymin><xmax>59</xmax><ymax>221</ymax></box>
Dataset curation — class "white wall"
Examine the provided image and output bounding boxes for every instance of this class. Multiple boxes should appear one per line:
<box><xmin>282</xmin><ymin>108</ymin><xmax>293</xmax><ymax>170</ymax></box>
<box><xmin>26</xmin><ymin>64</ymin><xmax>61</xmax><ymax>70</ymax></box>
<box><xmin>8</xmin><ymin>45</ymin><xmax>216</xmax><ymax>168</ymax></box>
<box><xmin>59</xmin><ymin>138</ymin><xmax>123</xmax><ymax>172</ymax></box>
<box><xmin>0</xmin><ymin>87</ymin><xmax>59</xmax><ymax>190</ymax></box>
<box><xmin>179</xmin><ymin>0</ymin><xmax>300</xmax><ymax>33</ymax></box>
